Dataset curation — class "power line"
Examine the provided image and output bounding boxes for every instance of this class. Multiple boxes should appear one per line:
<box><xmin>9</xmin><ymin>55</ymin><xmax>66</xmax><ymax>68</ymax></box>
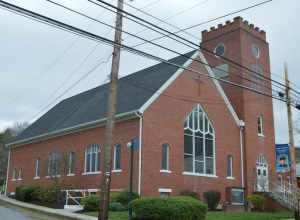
<box><xmin>44</xmin><ymin>0</ymin><xmax>284</xmax><ymax>99</ymax></box>
<box><xmin>90</xmin><ymin>0</ymin><xmax>300</xmax><ymax>99</ymax></box>
<box><xmin>86</xmin><ymin>0</ymin><xmax>282</xmax><ymax>95</ymax></box>
<box><xmin>0</xmin><ymin>0</ymin><xmax>297</xmax><ymax>107</ymax></box>
<box><xmin>90</xmin><ymin>0</ymin><xmax>297</xmax><ymax>96</ymax></box>
<box><xmin>124</xmin><ymin>0</ymin><xmax>210</xmax><ymax>41</ymax></box>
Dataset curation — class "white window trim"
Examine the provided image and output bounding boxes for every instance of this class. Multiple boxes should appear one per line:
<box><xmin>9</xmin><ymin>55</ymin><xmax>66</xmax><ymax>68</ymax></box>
<box><xmin>214</xmin><ymin>43</ymin><xmax>226</xmax><ymax>58</ymax></box>
<box><xmin>160</xmin><ymin>170</ymin><xmax>172</xmax><ymax>173</ymax></box>
<box><xmin>184</xmin><ymin>104</ymin><xmax>216</xmax><ymax>176</ymax></box>
<box><xmin>35</xmin><ymin>158</ymin><xmax>40</xmax><ymax>178</ymax></box>
<box><xmin>112</xmin><ymin>169</ymin><xmax>122</xmax><ymax>173</ymax></box>
<box><xmin>82</xmin><ymin>171</ymin><xmax>101</xmax><ymax>176</ymax></box>
<box><xmin>226</xmin><ymin>176</ymin><xmax>235</xmax><ymax>180</ymax></box>
<box><xmin>113</xmin><ymin>144</ymin><xmax>121</xmax><ymax>171</ymax></box>
<box><xmin>85</xmin><ymin>144</ymin><xmax>101</xmax><ymax>173</ymax></box>
<box><xmin>227</xmin><ymin>155</ymin><xmax>234</xmax><ymax>178</ymax></box>
<box><xmin>231</xmin><ymin>188</ymin><xmax>245</xmax><ymax>205</ymax></box>
<box><xmin>257</xmin><ymin>115</ymin><xmax>264</xmax><ymax>137</ymax></box>
<box><xmin>46</xmin><ymin>174</ymin><xmax>61</xmax><ymax>179</ymax></box>
<box><xmin>34</xmin><ymin>176</ymin><xmax>40</xmax><ymax>180</ymax></box>
<box><xmin>158</xmin><ymin>188</ymin><xmax>172</xmax><ymax>193</ymax></box>
<box><xmin>182</xmin><ymin>172</ymin><xmax>218</xmax><ymax>178</ymax></box>
<box><xmin>161</xmin><ymin>144</ymin><xmax>170</xmax><ymax>171</ymax></box>
<box><xmin>68</xmin><ymin>152</ymin><xmax>75</xmax><ymax>176</ymax></box>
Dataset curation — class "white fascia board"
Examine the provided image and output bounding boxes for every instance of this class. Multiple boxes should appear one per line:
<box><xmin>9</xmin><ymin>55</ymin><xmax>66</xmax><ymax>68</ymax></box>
<box><xmin>139</xmin><ymin>51</ymin><xmax>199</xmax><ymax>114</ymax></box>
<box><xmin>198</xmin><ymin>51</ymin><xmax>241</xmax><ymax>127</ymax></box>
<box><xmin>7</xmin><ymin>110</ymin><xmax>138</xmax><ymax>148</ymax></box>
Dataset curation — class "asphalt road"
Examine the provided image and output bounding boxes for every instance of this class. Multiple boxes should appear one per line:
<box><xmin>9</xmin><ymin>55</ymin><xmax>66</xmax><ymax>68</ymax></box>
<box><xmin>0</xmin><ymin>203</ymin><xmax>64</xmax><ymax>220</ymax></box>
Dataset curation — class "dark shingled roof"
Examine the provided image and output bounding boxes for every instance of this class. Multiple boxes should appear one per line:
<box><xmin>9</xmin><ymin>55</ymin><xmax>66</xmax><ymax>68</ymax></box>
<box><xmin>13</xmin><ymin>51</ymin><xmax>196</xmax><ymax>143</ymax></box>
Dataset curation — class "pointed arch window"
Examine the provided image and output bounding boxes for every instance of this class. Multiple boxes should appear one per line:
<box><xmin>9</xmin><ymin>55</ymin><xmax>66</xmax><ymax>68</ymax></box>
<box><xmin>184</xmin><ymin>104</ymin><xmax>216</xmax><ymax>176</ymax></box>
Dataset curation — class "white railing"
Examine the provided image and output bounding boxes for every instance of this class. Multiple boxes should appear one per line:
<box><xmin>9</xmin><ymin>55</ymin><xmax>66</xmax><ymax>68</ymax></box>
<box><xmin>64</xmin><ymin>189</ymin><xmax>100</xmax><ymax>211</ymax></box>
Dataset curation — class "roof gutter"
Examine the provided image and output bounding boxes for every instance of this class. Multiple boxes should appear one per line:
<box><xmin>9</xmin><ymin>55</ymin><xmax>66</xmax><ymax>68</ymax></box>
<box><xmin>7</xmin><ymin>110</ymin><xmax>138</xmax><ymax>148</ymax></box>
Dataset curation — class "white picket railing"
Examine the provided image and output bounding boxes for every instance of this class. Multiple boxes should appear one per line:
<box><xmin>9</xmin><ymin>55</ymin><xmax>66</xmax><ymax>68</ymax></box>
<box><xmin>64</xmin><ymin>189</ymin><xmax>100</xmax><ymax>211</ymax></box>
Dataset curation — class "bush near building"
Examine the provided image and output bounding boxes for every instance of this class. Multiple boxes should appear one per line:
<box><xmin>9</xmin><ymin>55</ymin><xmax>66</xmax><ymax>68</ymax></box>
<box><xmin>15</xmin><ymin>185</ymin><xmax>64</xmax><ymax>208</ymax></box>
<box><xmin>130</xmin><ymin>196</ymin><xmax>207</xmax><ymax>220</ymax></box>
<box><xmin>247</xmin><ymin>194</ymin><xmax>265</xmax><ymax>211</ymax></box>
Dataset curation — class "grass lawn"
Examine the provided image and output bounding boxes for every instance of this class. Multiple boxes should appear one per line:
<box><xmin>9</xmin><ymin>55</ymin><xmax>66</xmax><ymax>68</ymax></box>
<box><xmin>83</xmin><ymin>210</ymin><xmax>293</xmax><ymax>220</ymax></box>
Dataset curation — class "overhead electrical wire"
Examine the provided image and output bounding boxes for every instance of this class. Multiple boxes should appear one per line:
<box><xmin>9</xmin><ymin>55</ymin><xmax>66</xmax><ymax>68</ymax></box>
<box><xmin>44</xmin><ymin>0</ymin><xmax>283</xmax><ymax>98</ymax></box>
<box><xmin>0</xmin><ymin>0</ymin><xmax>295</xmax><ymax>107</ymax></box>
<box><xmin>89</xmin><ymin>0</ymin><xmax>300</xmax><ymax>98</ymax></box>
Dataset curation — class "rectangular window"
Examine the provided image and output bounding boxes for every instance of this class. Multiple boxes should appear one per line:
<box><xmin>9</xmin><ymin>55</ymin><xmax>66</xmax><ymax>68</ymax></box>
<box><xmin>113</xmin><ymin>144</ymin><xmax>121</xmax><ymax>170</ymax></box>
<box><xmin>231</xmin><ymin>188</ymin><xmax>245</xmax><ymax>205</ymax></box>
<box><xmin>68</xmin><ymin>152</ymin><xmax>75</xmax><ymax>175</ymax></box>
<box><xmin>48</xmin><ymin>152</ymin><xmax>61</xmax><ymax>177</ymax></box>
<box><xmin>18</xmin><ymin>168</ymin><xmax>22</xmax><ymax>180</ymax></box>
<box><xmin>35</xmin><ymin>158</ymin><xmax>41</xmax><ymax>178</ymax></box>
<box><xmin>227</xmin><ymin>155</ymin><xmax>233</xmax><ymax>177</ymax></box>
<box><xmin>85</xmin><ymin>144</ymin><xmax>100</xmax><ymax>173</ymax></box>
<box><xmin>258</xmin><ymin>116</ymin><xmax>264</xmax><ymax>136</ymax></box>
<box><xmin>161</xmin><ymin>144</ymin><xmax>169</xmax><ymax>171</ymax></box>
<box><xmin>12</xmin><ymin>168</ymin><xmax>17</xmax><ymax>180</ymax></box>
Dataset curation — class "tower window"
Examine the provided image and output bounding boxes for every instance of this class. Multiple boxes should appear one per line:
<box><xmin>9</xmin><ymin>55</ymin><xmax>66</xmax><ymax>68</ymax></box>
<box><xmin>214</xmin><ymin>43</ymin><xmax>225</xmax><ymax>57</ymax></box>
<box><xmin>252</xmin><ymin>44</ymin><xmax>260</xmax><ymax>58</ymax></box>
<box><xmin>161</xmin><ymin>144</ymin><xmax>170</xmax><ymax>171</ymax></box>
<box><xmin>257</xmin><ymin>115</ymin><xmax>264</xmax><ymax>136</ymax></box>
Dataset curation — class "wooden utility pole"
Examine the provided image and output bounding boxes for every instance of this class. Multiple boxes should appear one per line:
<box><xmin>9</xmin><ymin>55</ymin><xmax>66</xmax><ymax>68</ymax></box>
<box><xmin>286</xmin><ymin>63</ymin><xmax>296</xmax><ymax>186</ymax></box>
<box><xmin>99</xmin><ymin>1</ymin><xmax>124</xmax><ymax>220</ymax></box>
<box><xmin>285</xmin><ymin>63</ymin><xmax>299</xmax><ymax>220</ymax></box>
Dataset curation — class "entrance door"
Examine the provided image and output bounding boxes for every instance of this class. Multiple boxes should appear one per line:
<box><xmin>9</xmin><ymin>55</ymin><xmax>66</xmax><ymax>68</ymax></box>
<box><xmin>256</xmin><ymin>155</ymin><xmax>269</xmax><ymax>192</ymax></box>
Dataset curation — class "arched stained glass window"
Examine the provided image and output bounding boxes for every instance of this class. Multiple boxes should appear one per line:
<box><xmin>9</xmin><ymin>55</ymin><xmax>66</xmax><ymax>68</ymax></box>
<box><xmin>184</xmin><ymin>104</ymin><xmax>215</xmax><ymax>175</ymax></box>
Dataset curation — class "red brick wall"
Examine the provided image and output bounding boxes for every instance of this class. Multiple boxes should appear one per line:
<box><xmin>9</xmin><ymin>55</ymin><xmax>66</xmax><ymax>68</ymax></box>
<box><xmin>141</xmin><ymin>60</ymin><xmax>242</xmax><ymax>200</ymax></box>
<box><xmin>201</xmin><ymin>17</ymin><xmax>276</xmax><ymax>194</ymax></box>
<box><xmin>7</xmin><ymin>118</ymin><xmax>140</xmax><ymax>193</ymax></box>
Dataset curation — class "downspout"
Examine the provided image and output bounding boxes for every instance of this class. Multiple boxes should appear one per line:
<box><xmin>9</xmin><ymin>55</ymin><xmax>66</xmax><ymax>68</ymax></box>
<box><xmin>135</xmin><ymin>111</ymin><xmax>143</xmax><ymax>195</ymax></box>
<box><xmin>5</xmin><ymin>145</ymin><xmax>11</xmax><ymax>196</ymax></box>
<box><xmin>239</xmin><ymin>120</ymin><xmax>245</xmax><ymax>188</ymax></box>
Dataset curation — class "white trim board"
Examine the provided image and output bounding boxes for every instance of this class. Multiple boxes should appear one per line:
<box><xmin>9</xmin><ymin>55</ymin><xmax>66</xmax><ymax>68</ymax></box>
<box><xmin>139</xmin><ymin>51</ymin><xmax>199</xmax><ymax>113</ymax></box>
<box><xmin>198</xmin><ymin>51</ymin><xmax>241</xmax><ymax>127</ymax></box>
<box><xmin>138</xmin><ymin>50</ymin><xmax>240</xmax><ymax>127</ymax></box>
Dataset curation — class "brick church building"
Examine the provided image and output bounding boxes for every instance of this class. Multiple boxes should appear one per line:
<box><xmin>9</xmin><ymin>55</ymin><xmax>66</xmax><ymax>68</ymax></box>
<box><xmin>6</xmin><ymin>17</ymin><xmax>275</xmax><ymax>205</ymax></box>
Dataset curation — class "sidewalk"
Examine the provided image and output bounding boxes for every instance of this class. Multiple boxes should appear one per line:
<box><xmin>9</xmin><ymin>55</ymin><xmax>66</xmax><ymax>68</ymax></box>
<box><xmin>0</xmin><ymin>195</ymin><xmax>96</xmax><ymax>220</ymax></box>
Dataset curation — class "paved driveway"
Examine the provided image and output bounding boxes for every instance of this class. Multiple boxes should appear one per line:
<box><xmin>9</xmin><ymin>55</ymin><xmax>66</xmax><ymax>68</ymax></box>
<box><xmin>0</xmin><ymin>203</ymin><xmax>62</xmax><ymax>220</ymax></box>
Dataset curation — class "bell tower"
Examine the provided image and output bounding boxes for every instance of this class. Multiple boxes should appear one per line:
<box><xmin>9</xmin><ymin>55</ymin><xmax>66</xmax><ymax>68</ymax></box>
<box><xmin>201</xmin><ymin>17</ymin><xmax>275</xmax><ymax>193</ymax></box>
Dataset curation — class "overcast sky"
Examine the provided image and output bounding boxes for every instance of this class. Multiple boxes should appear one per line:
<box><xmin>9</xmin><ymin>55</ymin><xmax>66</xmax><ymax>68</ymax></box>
<box><xmin>0</xmin><ymin>0</ymin><xmax>299</xmax><ymax>145</ymax></box>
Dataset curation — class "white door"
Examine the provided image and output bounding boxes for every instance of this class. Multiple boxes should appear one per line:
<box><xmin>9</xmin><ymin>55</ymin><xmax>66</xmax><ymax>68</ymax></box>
<box><xmin>256</xmin><ymin>155</ymin><xmax>269</xmax><ymax>192</ymax></box>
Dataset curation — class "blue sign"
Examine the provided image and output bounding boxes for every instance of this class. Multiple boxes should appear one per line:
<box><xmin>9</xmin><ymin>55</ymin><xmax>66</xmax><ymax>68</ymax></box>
<box><xmin>131</xmin><ymin>137</ymin><xmax>140</xmax><ymax>151</ymax></box>
<box><xmin>276</xmin><ymin>144</ymin><xmax>291</xmax><ymax>173</ymax></box>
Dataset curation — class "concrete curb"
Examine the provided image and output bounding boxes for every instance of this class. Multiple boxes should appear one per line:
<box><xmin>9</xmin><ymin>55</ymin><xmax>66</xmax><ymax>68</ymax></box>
<box><xmin>0</xmin><ymin>195</ymin><xmax>97</xmax><ymax>220</ymax></box>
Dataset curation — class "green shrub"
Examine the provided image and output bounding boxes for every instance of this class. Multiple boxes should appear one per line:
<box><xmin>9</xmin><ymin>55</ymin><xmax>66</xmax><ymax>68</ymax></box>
<box><xmin>131</xmin><ymin>196</ymin><xmax>207</xmax><ymax>220</ymax></box>
<box><xmin>114</xmin><ymin>190</ymin><xmax>139</xmax><ymax>206</ymax></box>
<box><xmin>109</xmin><ymin>202</ymin><xmax>126</xmax><ymax>211</ymax></box>
<box><xmin>203</xmin><ymin>190</ymin><xmax>221</xmax><ymax>210</ymax></box>
<box><xmin>81</xmin><ymin>195</ymin><xmax>100</xmax><ymax>211</ymax></box>
<box><xmin>40</xmin><ymin>185</ymin><xmax>64</xmax><ymax>204</ymax></box>
<box><xmin>247</xmin><ymin>194</ymin><xmax>265</xmax><ymax>211</ymax></box>
<box><xmin>179</xmin><ymin>189</ymin><xmax>199</xmax><ymax>199</ymax></box>
<box><xmin>15</xmin><ymin>186</ymin><xmax>40</xmax><ymax>202</ymax></box>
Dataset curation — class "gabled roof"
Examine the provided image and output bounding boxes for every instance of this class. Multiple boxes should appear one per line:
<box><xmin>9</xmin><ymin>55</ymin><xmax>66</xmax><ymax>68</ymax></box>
<box><xmin>10</xmin><ymin>51</ymin><xmax>197</xmax><ymax>145</ymax></box>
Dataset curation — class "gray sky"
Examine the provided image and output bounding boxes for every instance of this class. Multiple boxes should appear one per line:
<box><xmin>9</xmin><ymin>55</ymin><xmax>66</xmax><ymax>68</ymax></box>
<box><xmin>0</xmin><ymin>0</ymin><xmax>299</xmax><ymax>145</ymax></box>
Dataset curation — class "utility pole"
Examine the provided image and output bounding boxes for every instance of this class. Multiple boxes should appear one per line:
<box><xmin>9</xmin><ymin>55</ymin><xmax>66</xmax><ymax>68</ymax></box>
<box><xmin>285</xmin><ymin>63</ymin><xmax>299</xmax><ymax>220</ymax></box>
<box><xmin>99</xmin><ymin>1</ymin><xmax>124</xmax><ymax>220</ymax></box>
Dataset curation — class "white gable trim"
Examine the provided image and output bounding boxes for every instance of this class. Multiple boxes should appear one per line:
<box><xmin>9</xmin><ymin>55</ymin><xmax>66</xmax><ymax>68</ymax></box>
<box><xmin>139</xmin><ymin>50</ymin><xmax>240</xmax><ymax>127</ymax></box>
<box><xmin>139</xmin><ymin>51</ymin><xmax>199</xmax><ymax>114</ymax></box>
<box><xmin>198</xmin><ymin>51</ymin><xmax>241</xmax><ymax>126</ymax></box>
